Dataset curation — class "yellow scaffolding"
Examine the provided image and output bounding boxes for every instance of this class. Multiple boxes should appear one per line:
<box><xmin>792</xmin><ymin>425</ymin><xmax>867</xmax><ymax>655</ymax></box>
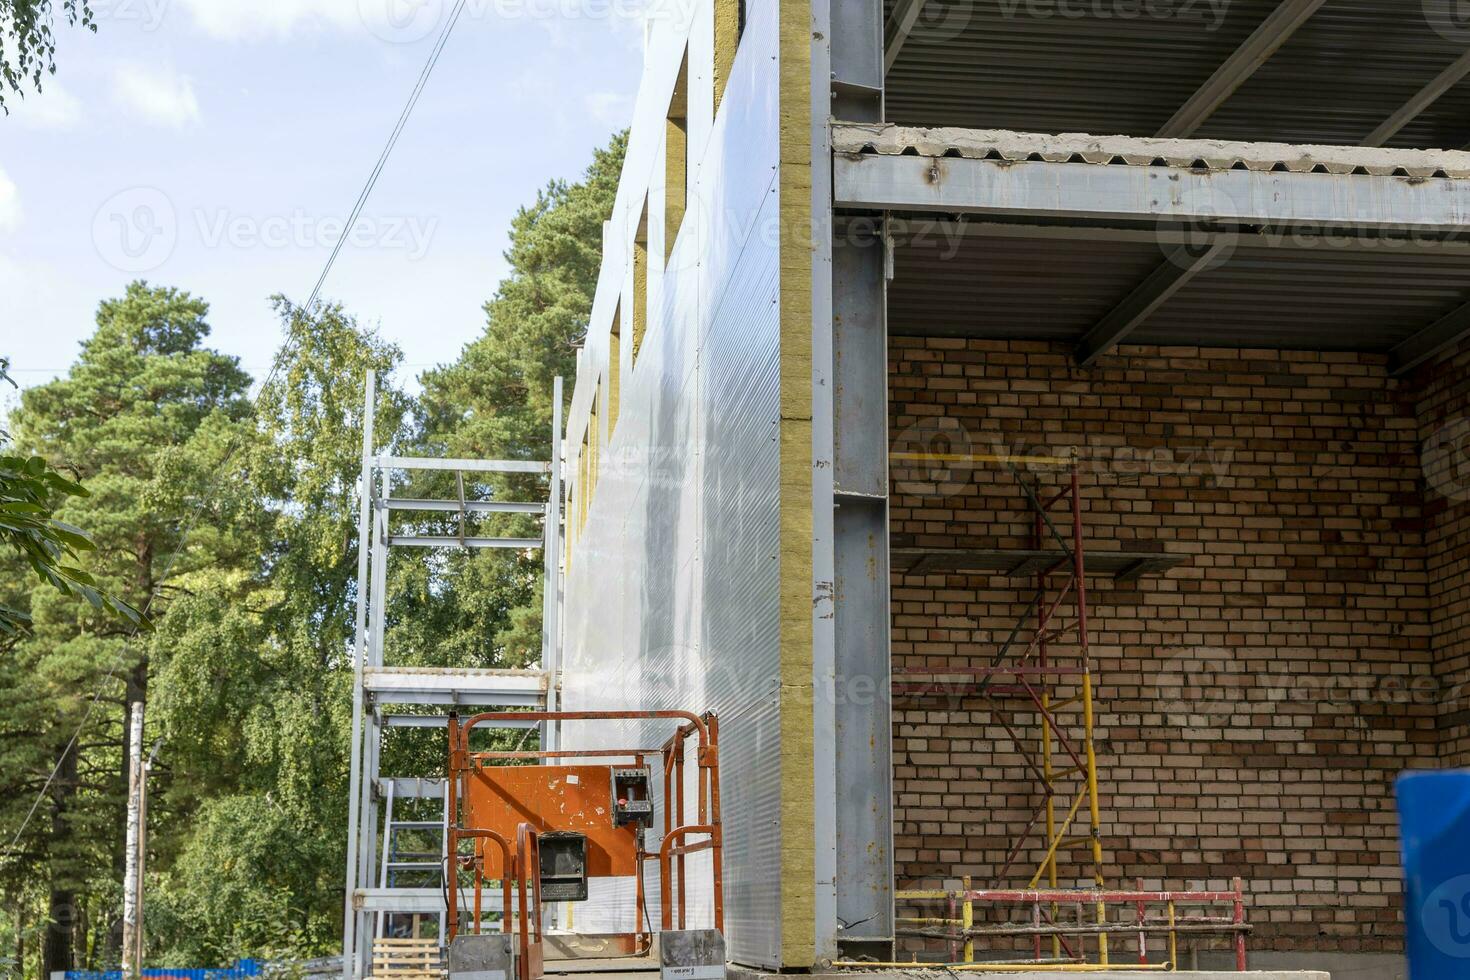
<box><xmin>879</xmin><ymin>457</ymin><xmax>1250</xmax><ymax>971</ymax></box>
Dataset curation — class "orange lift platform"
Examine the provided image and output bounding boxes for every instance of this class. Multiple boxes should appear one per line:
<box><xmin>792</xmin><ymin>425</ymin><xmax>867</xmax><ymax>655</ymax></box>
<box><xmin>443</xmin><ymin>709</ymin><xmax>724</xmax><ymax>980</ymax></box>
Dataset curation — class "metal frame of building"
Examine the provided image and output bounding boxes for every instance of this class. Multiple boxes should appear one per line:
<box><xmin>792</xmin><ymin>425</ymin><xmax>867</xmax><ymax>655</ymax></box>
<box><xmin>340</xmin><ymin>370</ymin><xmax>564</xmax><ymax>979</ymax></box>
<box><xmin>551</xmin><ymin>0</ymin><xmax>1470</xmax><ymax>971</ymax></box>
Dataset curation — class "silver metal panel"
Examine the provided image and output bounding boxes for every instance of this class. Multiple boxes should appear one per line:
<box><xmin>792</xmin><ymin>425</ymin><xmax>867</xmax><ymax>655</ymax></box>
<box><xmin>834</xmin><ymin>152</ymin><xmax>1470</xmax><ymax>231</ymax></box>
<box><xmin>556</xmin><ymin>0</ymin><xmax>785</xmax><ymax>963</ymax></box>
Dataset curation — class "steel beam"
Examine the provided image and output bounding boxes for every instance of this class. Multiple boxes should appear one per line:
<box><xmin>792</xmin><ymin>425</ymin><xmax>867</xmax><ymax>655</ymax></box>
<box><xmin>386</xmin><ymin>535</ymin><xmax>542</xmax><ymax>549</ymax></box>
<box><xmin>362</xmin><ymin>667</ymin><xmax>549</xmax><ymax>707</ymax></box>
<box><xmin>1363</xmin><ymin>48</ymin><xmax>1470</xmax><ymax>147</ymax></box>
<box><xmin>377</xmin><ymin>712</ymin><xmax>536</xmax><ymax>729</ymax></box>
<box><xmin>882</xmin><ymin>0</ymin><xmax>926</xmax><ymax>74</ymax></box>
<box><xmin>884</xmin><ymin>218</ymin><xmax>1470</xmax><ymax>256</ymax></box>
<box><xmin>833</xmin><ymin>153</ymin><xmax>1470</xmax><ymax>232</ymax></box>
<box><xmin>375</xmin><ymin>777</ymin><xmax>448</xmax><ymax>800</ymax></box>
<box><xmin>376</xmin><ymin>455</ymin><xmax>551</xmax><ymax>475</ymax></box>
<box><xmin>1156</xmin><ymin>0</ymin><xmax>1327</xmax><ymax>138</ymax></box>
<box><xmin>354</xmin><ymin>888</ymin><xmax>469</xmax><ymax>913</ymax></box>
<box><xmin>384</xmin><ymin>498</ymin><xmax>544</xmax><ymax>514</ymax></box>
<box><xmin>1075</xmin><ymin>242</ymin><xmax>1230</xmax><ymax>366</ymax></box>
<box><xmin>1391</xmin><ymin>299</ymin><xmax>1470</xmax><ymax>375</ymax></box>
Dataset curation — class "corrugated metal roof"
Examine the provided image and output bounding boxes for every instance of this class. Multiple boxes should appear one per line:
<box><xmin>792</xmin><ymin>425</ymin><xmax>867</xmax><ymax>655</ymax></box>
<box><xmin>834</xmin><ymin>122</ymin><xmax>1470</xmax><ymax>176</ymax></box>
<box><xmin>888</xmin><ymin>230</ymin><xmax>1470</xmax><ymax>352</ymax></box>
<box><xmin>885</xmin><ymin>0</ymin><xmax>1470</xmax><ymax>149</ymax></box>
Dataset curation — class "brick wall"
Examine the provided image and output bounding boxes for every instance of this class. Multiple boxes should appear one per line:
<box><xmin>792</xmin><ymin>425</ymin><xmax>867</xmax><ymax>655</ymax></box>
<box><xmin>1414</xmin><ymin>344</ymin><xmax>1470</xmax><ymax>764</ymax></box>
<box><xmin>887</xmin><ymin>338</ymin><xmax>1450</xmax><ymax>956</ymax></box>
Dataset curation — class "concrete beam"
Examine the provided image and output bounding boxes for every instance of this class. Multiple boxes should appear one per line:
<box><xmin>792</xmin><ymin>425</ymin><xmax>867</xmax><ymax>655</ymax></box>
<box><xmin>1391</xmin><ymin>299</ymin><xmax>1470</xmax><ymax>375</ymax></box>
<box><xmin>1364</xmin><ymin>47</ymin><xmax>1470</xmax><ymax>147</ymax></box>
<box><xmin>1156</xmin><ymin>0</ymin><xmax>1327</xmax><ymax>137</ymax></box>
<box><xmin>1075</xmin><ymin>241</ymin><xmax>1230</xmax><ymax>366</ymax></box>
<box><xmin>833</xmin><ymin>153</ymin><xmax>1470</xmax><ymax>233</ymax></box>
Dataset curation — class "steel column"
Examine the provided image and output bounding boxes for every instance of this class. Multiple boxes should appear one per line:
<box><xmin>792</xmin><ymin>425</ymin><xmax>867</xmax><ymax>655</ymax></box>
<box><xmin>342</xmin><ymin>370</ymin><xmax>376</xmax><ymax>980</ymax></box>
<box><xmin>541</xmin><ymin>375</ymin><xmax>564</xmax><ymax>752</ymax></box>
<box><xmin>830</xmin><ymin>224</ymin><xmax>896</xmax><ymax>956</ymax></box>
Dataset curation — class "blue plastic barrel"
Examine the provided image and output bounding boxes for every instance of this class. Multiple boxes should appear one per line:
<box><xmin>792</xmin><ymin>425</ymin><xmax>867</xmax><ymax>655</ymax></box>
<box><xmin>1397</xmin><ymin>770</ymin><xmax>1470</xmax><ymax>978</ymax></box>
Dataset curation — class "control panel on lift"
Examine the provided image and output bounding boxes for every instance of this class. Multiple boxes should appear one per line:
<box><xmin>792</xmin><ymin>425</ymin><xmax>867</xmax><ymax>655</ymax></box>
<box><xmin>445</xmin><ymin>710</ymin><xmax>725</xmax><ymax>980</ymax></box>
<box><xmin>612</xmin><ymin>767</ymin><xmax>654</xmax><ymax>828</ymax></box>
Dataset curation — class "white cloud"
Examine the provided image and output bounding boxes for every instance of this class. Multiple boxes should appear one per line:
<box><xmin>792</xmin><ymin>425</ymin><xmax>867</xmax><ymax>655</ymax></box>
<box><xmin>0</xmin><ymin>169</ymin><xmax>21</xmax><ymax>233</ymax></box>
<box><xmin>7</xmin><ymin>81</ymin><xmax>85</xmax><ymax>130</ymax></box>
<box><xmin>112</xmin><ymin>63</ymin><xmax>202</xmax><ymax>127</ymax></box>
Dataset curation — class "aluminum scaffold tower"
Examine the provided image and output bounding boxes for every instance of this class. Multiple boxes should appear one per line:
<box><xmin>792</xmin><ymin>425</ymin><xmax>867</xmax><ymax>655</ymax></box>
<box><xmin>341</xmin><ymin>370</ymin><xmax>565</xmax><ymax>979</ymax></box>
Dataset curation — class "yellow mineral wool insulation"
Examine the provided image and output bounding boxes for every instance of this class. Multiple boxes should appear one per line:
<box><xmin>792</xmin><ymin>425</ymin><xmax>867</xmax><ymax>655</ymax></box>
<box><xmin>777</xmin><ymin>0</ymin><xmax>815</xmax><ymax>962</ymax></box>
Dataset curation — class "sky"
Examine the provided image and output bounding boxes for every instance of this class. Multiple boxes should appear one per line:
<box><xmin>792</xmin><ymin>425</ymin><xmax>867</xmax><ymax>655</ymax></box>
<box><xmin>0</xmin><ymin>0</ymin><xmax>648</xmax><ymax>413</ymax></box>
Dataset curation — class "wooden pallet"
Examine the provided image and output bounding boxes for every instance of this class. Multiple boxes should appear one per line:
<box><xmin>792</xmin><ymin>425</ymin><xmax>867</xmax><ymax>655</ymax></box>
<box><xmin>372</xmin><ymin>937</ymin><xmax>443</xmax><ymax>978</ymax></box>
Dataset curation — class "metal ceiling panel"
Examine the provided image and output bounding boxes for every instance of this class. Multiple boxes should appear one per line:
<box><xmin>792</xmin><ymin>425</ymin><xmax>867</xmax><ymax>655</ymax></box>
<box><xmin>885</xmin><ymin>0</ymin><xmax>1470</xmax><ymax>149</ymax></box>
<box><xmin>888</xmin><ymin>231</ymin><xmax>1470</xmax><ymax>353</ymax></box>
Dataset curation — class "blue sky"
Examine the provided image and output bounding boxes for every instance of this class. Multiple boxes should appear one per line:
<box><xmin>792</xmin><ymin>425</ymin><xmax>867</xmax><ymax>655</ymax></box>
<box><xmin>0</xmin><ymin>0</ymin><xmax>646</xmax><ymax>411</ymax></box>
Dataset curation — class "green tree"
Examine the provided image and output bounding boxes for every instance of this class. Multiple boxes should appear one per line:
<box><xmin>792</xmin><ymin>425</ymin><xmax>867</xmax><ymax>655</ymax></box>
<box><xmin>145</xmin><ymin>298</ymin><xmax>406</xmax><ymax>964</ymax></box>
<box><xmin>414</xmin><ymin>131</ymin><xmax>625</xmax><ymax>660</ymax></box>
<box><xmin>0</xmin><ymin>283</ymin><xmax>253</xmax><ymax>975</ymax></box>
<box><xmin>0</xmin><ymin>359</ymin><xmax>146</xmax><ymax>640</ymax></box>
<box><xmin>0</xmin><ymin>0</ymin><xmax>94</xmax><ymax>111</ymax></box>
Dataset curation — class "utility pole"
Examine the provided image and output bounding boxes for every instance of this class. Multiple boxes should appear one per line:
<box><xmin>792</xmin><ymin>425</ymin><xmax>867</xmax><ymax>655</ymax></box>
<box><xmin>121</xmin><ymin>702</ymin><xmax>144</xmax><ymax>980</ymax></box>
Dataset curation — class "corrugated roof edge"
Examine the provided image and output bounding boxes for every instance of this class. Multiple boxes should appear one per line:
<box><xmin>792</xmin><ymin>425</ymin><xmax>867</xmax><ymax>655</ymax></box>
<box><xmin>831</xmin><ymin>122</ymin><xmax>1470</xmax><ymax>179</ymax></box>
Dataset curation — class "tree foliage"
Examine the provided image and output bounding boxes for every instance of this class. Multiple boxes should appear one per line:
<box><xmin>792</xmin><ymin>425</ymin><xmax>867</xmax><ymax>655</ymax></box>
<box><xmin>0</xmin><ymin>359</ymin><xmax>148</xmax><ymax>640</ymax></box>
<box><xmin>0</xmin><ymin>131</ymin><xmax>624</xmax><ymax>974</ymax></box>
<box><xmin>0</xmin><ymin>0</ymin><xmax>94</xmax><ymax>111</ymax></box>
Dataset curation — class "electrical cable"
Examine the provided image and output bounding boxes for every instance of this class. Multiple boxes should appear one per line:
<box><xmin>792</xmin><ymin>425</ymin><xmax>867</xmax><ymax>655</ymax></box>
<box><xmin>3</xmin><ymin>0</ymin><xmax>471</xmax><ymax>859</ymax></box>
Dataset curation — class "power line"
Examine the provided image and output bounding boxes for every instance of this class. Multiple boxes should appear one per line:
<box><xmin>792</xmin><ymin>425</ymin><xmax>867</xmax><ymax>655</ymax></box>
<box><xmin>3</xmin><ymin>0</ymin><xmax>470</xmax><ymax>857</ymax></box>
